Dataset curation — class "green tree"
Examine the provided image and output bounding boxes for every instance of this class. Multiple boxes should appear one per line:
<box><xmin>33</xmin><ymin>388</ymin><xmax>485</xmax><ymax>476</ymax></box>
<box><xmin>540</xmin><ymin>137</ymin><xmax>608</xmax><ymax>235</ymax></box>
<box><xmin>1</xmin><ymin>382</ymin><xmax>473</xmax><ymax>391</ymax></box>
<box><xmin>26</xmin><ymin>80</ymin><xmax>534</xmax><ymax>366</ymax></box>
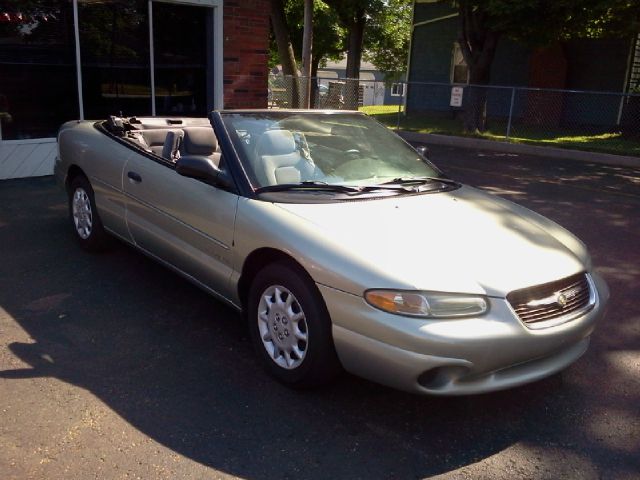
<box><xmin>323</xmin><ymin>0</ymin><xmax>413</xmax><ymax>105</ymax></box>
<box><xmin>270</xmin><ymin>0</ymin><xmax>413</xmax><ymax>106</ymax></box>
<box><xmin>275</xmin><ymin>0</ymin><xmax>346</xmax><ymax>106</ymax></box>
<box><xmin>271</xmin><ymin>0</ymin><xmax>301</xmax><ymax>106</ymax></box>
<box><xmin>363</xmin><ymin>0</ymin><xmax>413</xmax><ymax>82</ymax></box>
<box><xmin>287</xmin><ymin>0</ymin><xmax>345</xmax><ymax>76</ymax></box>
<box><xmin>322</xmin><ymin>0</ymin><xmax>386</xmax><ymax>107</ymax></box>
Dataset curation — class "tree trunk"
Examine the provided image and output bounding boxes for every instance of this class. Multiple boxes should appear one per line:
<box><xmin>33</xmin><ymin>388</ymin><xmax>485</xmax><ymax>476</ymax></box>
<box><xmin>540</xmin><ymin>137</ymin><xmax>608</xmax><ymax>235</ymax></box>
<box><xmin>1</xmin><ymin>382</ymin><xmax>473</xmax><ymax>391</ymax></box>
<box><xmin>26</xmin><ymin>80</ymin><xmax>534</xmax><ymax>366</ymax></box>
<box><xmin>464</xmin><ymin>62</ymin><xmax>492</xmax><ymax>132</ymax></box>
<box><xmin>301</xmin><ymin>0</ymin><xmax>313</xmax><ymax>108</ymax></box>
<box><xmin>343</xmin><ymin>11</ymin><xmax>366</xmax><ymax>110</ymax></box>
<box><xmin>270</xmin><ymin>0</ymin><xmax>300</xmax><ymax>107</ymax></box>
<box><xmin>457</xmin><ymin>2</ymin><xmax>500</xmax><ymax>132</ymax></box>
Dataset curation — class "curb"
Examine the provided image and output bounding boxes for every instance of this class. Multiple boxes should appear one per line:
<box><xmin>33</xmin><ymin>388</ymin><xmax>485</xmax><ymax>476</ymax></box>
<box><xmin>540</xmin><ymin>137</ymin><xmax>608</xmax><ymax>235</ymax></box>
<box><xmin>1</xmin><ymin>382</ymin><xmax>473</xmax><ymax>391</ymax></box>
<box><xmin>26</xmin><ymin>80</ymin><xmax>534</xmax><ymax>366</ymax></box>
<box><xmin>398</xmin><ymin>131</ymin><xmax>640</xmax><ymax>169</ymax></box>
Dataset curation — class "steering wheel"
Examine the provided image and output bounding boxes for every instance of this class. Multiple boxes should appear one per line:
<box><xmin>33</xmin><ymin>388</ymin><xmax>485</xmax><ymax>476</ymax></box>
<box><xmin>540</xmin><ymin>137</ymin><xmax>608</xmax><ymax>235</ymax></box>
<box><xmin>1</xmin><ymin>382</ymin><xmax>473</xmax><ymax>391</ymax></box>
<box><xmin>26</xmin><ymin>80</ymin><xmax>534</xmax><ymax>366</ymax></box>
<box><xmin>333</xmin><ymin>156</ymin><xmax>375</xmax><ymax>180</ymax></box>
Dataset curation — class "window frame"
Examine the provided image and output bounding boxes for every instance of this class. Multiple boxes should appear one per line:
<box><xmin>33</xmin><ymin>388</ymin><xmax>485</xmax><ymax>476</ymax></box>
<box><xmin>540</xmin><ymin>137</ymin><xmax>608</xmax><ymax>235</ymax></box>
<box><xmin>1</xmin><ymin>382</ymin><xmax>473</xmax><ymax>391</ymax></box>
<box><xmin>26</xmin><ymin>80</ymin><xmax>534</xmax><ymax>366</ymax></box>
<box><xmin>450</xmin><ymin>42</ymin><xmax>470</xmax><ymax>85</ymax></box>
<box><xmin>390</xmin><ymin>83</ymin><xmax>405</xmax><ymax>97</ymax></box>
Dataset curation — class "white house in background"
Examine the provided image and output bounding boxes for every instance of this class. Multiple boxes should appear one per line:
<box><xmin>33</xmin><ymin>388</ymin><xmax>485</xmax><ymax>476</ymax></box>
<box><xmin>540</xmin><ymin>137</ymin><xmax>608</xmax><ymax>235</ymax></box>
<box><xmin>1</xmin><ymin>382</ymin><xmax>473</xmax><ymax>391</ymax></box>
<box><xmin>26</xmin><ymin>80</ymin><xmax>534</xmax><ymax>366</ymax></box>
<box><xmin>317</xmin><ymin>58</ymin><xmax>405</xmax><ymax>107</ymax></box>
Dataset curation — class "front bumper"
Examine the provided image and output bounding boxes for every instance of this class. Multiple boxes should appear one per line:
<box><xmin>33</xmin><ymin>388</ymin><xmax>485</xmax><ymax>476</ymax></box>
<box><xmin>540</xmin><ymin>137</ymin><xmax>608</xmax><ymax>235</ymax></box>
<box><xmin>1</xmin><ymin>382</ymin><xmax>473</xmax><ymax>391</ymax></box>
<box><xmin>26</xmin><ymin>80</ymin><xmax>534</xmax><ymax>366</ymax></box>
<box><xmin>319</xmin><ymin>272</ymin><xmax>609</xmax><ymax>395</ymax></box>
<box><xmin>53</xmin><ymin>154</ymin><xmax>66</xmax><ymax>190</ymax></box>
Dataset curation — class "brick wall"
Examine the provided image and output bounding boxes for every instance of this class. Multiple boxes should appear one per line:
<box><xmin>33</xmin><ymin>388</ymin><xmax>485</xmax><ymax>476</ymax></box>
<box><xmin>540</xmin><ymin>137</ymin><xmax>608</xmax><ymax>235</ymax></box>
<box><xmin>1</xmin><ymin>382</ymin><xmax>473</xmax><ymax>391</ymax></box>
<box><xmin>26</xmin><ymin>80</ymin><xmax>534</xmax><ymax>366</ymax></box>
<box><xmin>223</xmin><ymin>0</ymin><xmax>270</xmax><ymax>109</ymax></box>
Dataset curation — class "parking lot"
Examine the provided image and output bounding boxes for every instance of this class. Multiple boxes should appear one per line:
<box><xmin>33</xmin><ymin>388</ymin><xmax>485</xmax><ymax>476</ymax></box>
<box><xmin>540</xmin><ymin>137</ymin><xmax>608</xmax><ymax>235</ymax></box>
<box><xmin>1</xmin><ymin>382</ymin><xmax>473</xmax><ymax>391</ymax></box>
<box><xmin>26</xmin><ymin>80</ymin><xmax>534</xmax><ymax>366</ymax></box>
<box><xmin>1</xmin><ymin>146</ymin><xmax>639</xmax><ymax>479</ymax></box>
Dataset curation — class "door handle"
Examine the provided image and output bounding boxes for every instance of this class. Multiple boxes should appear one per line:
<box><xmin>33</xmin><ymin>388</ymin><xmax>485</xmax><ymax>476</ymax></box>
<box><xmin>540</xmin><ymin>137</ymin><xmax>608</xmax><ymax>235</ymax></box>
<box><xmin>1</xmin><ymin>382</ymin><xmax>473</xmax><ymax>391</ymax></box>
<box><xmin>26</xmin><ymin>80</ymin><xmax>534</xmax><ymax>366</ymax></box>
<box><xmin>127</xmin><ymin>171</ymin><xmax>142</xmax><ymax>183</ymax></box>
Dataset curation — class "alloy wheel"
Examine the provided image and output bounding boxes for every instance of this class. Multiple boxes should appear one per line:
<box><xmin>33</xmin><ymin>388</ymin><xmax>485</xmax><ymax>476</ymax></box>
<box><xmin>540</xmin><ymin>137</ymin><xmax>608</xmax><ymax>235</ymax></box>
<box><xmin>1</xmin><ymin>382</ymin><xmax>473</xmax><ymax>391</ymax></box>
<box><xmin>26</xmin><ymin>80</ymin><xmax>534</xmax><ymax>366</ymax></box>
<box><xmin>257</xmin><ymin>285</ymin><xmax>308</xmax><ymax>369</ymax></box>
<box><xmin>72</xmin><ymin>187</ymin><xmax>93</xmax><ymax>239</ymax></box>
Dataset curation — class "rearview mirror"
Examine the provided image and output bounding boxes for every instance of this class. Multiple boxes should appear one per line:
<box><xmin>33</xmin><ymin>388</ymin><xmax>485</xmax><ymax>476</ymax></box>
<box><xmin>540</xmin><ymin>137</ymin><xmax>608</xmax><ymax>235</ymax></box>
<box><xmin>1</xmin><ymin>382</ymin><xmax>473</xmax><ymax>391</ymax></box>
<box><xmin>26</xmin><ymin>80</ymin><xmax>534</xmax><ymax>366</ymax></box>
<box><xmin>175</xmin><ymin>156</ymin><xmax>232</xmax><ymax>189</ymax></box>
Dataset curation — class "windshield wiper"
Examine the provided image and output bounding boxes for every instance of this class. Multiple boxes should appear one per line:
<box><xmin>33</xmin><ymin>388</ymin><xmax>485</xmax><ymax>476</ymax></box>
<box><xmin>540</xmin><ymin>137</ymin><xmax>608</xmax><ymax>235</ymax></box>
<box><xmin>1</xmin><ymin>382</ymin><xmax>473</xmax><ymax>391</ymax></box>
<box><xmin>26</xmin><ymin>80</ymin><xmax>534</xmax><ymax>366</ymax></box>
<box><xmin>255</xmin><ymin>181</ymin><xmax>362</xmax><ymax>194</ymax></box>
<box><xmin>380</xmin><ymin>176</ymin><xmax>460</xmax><ymax>187</ymax></box>
<box><xmin>255</xmin><ymin>181</ymin><xmax>414</xmax><ymax>195</ymax></box>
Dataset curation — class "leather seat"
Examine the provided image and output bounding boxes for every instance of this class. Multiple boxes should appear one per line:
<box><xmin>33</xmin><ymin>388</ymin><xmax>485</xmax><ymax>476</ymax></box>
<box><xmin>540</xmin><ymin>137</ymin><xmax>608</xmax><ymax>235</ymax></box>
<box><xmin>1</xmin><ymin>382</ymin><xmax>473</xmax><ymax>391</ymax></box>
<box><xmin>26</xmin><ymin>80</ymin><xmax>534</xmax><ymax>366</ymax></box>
<box><xmin>180</xmin><ymin>127</ymin><xmax>221</xmax><ymax>167</ymax></box>
<box><xmin>128</xmin><ymin>128</ymin><xmax>184</xmax><ymax>157</ymax></box>
<box><xmin>254</xmin><ymin>129</ymin><xmax>315</xmax><ymax>186</ymax></box>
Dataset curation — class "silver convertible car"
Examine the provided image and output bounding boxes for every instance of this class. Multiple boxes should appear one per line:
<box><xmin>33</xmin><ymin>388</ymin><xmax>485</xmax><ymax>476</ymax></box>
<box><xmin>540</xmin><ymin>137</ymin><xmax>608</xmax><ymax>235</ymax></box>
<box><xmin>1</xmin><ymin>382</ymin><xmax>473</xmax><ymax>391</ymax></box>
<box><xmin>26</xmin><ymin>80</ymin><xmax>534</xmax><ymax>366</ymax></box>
<box><xmin>54</xmin><ymin>110</ymin><xmax>609</xmax><ymax>395</ymax></box>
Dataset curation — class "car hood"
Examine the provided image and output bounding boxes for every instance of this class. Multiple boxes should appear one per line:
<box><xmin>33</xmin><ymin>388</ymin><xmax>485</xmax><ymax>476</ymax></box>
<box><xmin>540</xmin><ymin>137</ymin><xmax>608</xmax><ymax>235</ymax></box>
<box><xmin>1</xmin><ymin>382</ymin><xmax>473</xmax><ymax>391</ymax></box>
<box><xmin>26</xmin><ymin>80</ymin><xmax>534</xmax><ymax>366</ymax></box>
<box><xmin>275</xmin><ymin>186</ymin><xmax>586</xmax><ymax>297</ymax></box>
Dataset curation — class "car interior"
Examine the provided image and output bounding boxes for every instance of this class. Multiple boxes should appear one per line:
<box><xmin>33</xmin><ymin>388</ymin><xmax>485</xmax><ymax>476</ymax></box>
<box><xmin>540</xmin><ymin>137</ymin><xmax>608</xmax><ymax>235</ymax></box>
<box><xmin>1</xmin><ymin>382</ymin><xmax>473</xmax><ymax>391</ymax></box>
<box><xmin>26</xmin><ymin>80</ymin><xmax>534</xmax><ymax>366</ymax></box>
<box><xmin>252</xmin><ymin>129</ymin><xmax>318</xmax><ymax>185</ymax></box>
<box><xmin>104</xmin><ymin>116</ymin><xmax>222</xmax><ymax>169</ymax></box>
<box><xmin>103</xmin><ymin>115</ymin><xmax>324</xmax><ymax>186</ymax></box>
<box><xmin>101</xmin><ymin>113</ymin><xmax>428</xmax><ymax>188</ymax></box>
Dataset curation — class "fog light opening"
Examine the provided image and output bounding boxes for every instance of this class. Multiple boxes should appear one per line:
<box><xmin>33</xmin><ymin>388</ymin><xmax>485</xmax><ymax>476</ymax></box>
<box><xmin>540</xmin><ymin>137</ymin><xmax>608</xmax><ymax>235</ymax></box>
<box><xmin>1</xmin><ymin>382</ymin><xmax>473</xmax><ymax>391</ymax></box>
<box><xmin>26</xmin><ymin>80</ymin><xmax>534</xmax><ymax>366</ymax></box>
<box><xmin>418</xmin><ymin>366</ymin><xmax>470</xmax><ymax>390</ymax></box>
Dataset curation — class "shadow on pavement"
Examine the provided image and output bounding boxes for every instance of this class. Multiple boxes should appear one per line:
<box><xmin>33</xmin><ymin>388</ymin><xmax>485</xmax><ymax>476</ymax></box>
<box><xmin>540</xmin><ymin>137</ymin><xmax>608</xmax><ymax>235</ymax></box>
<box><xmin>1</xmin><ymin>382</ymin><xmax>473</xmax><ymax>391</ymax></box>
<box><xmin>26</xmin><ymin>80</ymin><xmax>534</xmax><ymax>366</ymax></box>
<box><xmin>0</xmin><ymin>174</ymin><xmax>638</xmax><ymax>479</ymax></box>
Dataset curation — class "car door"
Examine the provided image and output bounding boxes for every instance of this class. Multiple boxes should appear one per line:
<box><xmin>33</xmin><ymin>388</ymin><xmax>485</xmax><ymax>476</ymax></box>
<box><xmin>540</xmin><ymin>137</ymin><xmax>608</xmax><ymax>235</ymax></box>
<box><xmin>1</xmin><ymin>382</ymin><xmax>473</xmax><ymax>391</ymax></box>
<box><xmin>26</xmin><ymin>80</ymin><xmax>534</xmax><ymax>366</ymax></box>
<box><xmin>122</xmin><ymin>154</ymin><xmax>238</xmax><ymax>302</ymax></box>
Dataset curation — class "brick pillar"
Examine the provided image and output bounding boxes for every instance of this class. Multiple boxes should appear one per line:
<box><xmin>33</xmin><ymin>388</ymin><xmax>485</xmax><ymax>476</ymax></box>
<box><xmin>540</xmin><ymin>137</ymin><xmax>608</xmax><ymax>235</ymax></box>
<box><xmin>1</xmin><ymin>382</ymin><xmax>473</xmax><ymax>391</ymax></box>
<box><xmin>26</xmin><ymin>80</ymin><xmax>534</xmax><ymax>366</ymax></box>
<box><xmin>223</xmin><ymin>0</ymin><xmax>271</xmax><ymax>109</ymax></box>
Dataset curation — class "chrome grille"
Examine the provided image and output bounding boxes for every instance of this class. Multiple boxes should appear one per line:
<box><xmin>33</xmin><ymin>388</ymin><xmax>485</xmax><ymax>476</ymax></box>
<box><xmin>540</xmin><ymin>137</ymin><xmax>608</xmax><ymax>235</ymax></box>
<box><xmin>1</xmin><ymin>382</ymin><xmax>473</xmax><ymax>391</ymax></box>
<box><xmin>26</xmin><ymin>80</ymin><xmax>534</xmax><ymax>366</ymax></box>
<box><xmin>507</xmin><ymin>273</ymin><xmax>593</xmax><ymax>327</ymax></box>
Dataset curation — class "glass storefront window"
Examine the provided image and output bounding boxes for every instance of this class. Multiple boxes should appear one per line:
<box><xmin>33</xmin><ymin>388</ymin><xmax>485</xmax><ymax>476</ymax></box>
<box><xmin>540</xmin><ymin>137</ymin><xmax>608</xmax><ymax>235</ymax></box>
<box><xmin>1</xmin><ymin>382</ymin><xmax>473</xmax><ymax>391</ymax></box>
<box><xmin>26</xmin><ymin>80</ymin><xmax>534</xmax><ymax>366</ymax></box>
<box><xmin>152</xmin><ymin>2</ymin><xmax>210</xmax><ymax>117</ymax></box>
<box><xmin>78</xmin><ymin>0</ymin><xmax>151</xmax><ymax>119</ymax></box>
<box><xmin>0</xmin><ymin>1</ymin><xmax>79</xmax><ymax>139</ymax></box>
<box><xmin>0</xmin><ymin>0</ymin><xmax>218</xmax><ymax>140</ymax></box>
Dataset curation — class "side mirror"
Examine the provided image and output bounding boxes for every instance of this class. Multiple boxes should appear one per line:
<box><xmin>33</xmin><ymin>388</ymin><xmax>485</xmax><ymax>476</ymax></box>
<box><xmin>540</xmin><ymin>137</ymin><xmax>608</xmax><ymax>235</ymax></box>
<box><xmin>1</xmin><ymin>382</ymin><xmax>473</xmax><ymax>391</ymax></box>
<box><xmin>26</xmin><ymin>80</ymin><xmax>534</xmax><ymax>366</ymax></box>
<box><xmin>416</xmin><ymin>145</ymin><xmax>429</xmax><ymax>159</ymax></box>
<box><xmin>175</xmin><ymin>156</ymin><xmax>232</xmax><ymax>189</ymax></box>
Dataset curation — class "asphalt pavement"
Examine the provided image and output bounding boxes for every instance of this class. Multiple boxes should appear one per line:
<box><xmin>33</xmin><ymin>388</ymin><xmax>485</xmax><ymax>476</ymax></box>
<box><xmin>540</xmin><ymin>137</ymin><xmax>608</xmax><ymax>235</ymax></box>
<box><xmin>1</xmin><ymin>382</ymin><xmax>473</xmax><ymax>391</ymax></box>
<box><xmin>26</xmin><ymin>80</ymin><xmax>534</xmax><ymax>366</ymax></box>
<box><xmin>1</xmin><ymin>146</ymin><xmax>639</xmax><ymax>479</ymax></box>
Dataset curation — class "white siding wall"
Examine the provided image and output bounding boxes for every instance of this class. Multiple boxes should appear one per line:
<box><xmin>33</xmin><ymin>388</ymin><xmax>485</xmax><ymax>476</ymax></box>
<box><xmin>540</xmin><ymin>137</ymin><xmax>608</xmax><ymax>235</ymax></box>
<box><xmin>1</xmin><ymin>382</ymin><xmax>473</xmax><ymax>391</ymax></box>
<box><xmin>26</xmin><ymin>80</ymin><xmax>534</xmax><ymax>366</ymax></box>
<box><xmin>0</xmin><ymin>139</ymin><xmax>57</xmax><ymax>180</ymax></box>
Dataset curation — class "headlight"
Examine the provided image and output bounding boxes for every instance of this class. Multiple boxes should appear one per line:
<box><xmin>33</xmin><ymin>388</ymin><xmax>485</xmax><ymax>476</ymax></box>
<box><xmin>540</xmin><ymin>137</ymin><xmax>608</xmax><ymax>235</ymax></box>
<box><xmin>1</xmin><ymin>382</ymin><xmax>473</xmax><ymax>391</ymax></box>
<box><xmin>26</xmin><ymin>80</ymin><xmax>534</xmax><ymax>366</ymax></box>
<box><xmin>364</xmin><ymin>290</ymin><xmax>488</xmax><ymax>318</ymax></box>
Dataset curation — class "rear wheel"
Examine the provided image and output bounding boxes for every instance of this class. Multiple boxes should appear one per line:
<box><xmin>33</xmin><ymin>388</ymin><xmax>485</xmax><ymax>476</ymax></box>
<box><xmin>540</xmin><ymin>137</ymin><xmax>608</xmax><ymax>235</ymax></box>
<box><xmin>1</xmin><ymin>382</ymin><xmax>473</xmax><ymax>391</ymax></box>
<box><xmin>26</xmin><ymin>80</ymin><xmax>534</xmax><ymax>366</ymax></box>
<box><xmin>68</xmin><ymin>175</ymin><xmax>110</xmax><ymax>252</ymax></box>
<box><xmin>248</xmin><ymin>262</ymin><xmax>341</xmax><ymax>388</ymax></box>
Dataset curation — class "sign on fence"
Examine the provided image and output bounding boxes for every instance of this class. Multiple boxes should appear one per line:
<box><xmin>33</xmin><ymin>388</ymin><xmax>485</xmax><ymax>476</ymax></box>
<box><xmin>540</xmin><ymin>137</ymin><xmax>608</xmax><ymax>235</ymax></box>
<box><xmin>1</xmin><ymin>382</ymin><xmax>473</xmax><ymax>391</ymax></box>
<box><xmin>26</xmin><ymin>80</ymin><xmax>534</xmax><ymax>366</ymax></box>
<box><xmin>450</xmin><ymin>86</ymin><xmax>464</xmax><ymax>107</ymax></box>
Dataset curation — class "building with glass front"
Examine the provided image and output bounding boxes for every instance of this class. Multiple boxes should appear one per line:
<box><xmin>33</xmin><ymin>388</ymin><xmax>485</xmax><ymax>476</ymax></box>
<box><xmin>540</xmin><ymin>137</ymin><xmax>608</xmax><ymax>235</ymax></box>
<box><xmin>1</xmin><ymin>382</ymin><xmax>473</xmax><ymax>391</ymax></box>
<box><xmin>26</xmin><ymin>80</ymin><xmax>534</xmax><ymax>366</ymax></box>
<box><xmin>0</xmin><ymin>0</ymin><xmax>270</xmax><ymax>179</ymax></box>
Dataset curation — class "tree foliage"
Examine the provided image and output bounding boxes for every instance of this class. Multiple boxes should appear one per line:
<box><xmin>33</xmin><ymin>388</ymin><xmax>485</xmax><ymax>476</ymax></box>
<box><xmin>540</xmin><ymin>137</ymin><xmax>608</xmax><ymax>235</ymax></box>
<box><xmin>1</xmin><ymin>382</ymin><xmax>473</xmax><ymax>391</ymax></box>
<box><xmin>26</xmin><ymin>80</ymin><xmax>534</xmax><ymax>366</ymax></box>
<box><xmin>322</xmin><ymin>0</ymin><xmax>384</xmax><ymax>80</ymax></box>
<box><xmin>363</xmin><ymin>0</ymin><xmax>413</xmax><ymax>82</ymax></box>
<box><xmin>457</xmin><ymin>0</ymin><xmax>640</xmax><ymax>84</ymax></box>
<box><xmin>286</xmin><ymin>0</ymin><xmax>346</xmax><ymax>73</ymax></box>
<box><xmin>269</xmin><ymin>0</ymin><xmax>413</xmax><ymax>83</ymax></box>
<box><xmin>478</xmin><ymin>0</ymin><xmax>640</xmax><ymax>42</ymax></box>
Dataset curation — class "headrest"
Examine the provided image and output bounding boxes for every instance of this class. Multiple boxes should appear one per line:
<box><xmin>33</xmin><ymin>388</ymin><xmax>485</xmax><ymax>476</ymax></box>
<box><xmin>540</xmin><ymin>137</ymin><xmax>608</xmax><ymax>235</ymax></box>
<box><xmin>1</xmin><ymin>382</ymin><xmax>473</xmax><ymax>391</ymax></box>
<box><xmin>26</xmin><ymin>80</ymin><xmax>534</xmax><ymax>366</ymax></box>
<box><xmin>258</xmin><ymin>129</ymin><xmax>296</xmax><ymax>157</ymax></box>
<box><xmin>162</xmin><ymin>129</ymin><xmax>184</xmax><ymax>161</ymax></box>
<box><xmin>183</xmin><ymin>127</ymin><xmax>218</xmax><ymax>155</ymax></box>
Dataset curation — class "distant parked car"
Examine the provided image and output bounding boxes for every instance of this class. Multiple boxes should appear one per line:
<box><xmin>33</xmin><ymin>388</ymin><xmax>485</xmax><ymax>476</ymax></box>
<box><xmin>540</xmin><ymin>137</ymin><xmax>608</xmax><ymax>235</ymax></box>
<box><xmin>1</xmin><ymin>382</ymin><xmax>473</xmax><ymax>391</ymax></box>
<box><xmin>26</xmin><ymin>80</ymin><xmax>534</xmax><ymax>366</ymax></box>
<box><xmin>55</xmin><ymin>110</ymin><xmax>609</xmax><ymax>395</ymax></box>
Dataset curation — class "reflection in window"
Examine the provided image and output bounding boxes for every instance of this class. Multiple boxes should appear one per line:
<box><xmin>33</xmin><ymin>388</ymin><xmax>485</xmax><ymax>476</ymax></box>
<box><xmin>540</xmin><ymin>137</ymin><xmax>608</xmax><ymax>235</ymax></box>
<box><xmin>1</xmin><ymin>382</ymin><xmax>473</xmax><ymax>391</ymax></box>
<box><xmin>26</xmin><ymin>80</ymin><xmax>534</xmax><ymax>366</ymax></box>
<box><xmin>152</xmin><ymin>2</ymin><xmax>210</xmax><ymax>116</ymax></box>
<box><xmin>0</xmin><ymin>1</ymin><xmax>78</xmax><ymax>139</ymax></box>
<box><xmin>78</xmin><ymin>0</ymin><xmax>151</xmax><ymax>119</ymax></box>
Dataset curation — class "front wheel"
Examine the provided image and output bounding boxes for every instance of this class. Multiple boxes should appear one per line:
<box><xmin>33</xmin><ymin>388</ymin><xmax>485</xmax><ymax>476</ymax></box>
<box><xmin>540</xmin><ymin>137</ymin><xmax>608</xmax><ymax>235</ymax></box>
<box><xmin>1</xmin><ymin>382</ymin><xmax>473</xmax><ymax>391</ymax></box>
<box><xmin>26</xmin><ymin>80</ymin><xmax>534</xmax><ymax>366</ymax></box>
<box><xmin>248</xmin><ymin>262</ymin><xmax>341</xmax><ymax>388</ymax></box>
<box><xmin>68</xmin><ymin>175</ymin><xmax>111</xmax><ymax>252</ymax></box>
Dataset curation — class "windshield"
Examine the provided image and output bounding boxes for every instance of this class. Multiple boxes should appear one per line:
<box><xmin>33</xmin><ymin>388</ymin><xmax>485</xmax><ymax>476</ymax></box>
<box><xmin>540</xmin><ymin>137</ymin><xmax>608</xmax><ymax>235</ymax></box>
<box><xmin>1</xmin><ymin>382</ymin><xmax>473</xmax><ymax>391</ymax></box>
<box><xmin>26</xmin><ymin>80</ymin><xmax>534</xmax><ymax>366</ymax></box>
<box><xmin>219</xmin><ymin>112</ymin><xmax>442</xmax><ymax>190</ymax></box>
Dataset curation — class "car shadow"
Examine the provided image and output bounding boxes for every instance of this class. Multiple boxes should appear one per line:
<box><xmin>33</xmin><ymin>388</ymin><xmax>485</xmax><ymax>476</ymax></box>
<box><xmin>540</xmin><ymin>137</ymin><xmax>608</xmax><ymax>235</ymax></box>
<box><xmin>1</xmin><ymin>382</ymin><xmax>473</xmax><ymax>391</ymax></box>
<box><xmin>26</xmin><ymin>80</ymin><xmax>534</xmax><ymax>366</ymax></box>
<box><xmin>0</xmin><ymin>176</ymin><xmax>638</xmax><ymax>479</ymax></box>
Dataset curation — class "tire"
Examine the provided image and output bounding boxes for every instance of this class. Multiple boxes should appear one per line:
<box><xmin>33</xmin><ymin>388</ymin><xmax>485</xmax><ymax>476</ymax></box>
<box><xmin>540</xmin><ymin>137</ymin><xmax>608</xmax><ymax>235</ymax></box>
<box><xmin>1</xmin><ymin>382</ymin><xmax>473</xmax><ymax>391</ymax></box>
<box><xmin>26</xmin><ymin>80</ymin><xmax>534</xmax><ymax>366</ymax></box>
<box><xmin>248</xmin><ymin>261</ymin><xmax>342</xmax><ymax>388</ymax></box>
<box><xmin>68</xmin><ymin>175</ymin><xmax>111</xmax><ymax>252</ymax></box>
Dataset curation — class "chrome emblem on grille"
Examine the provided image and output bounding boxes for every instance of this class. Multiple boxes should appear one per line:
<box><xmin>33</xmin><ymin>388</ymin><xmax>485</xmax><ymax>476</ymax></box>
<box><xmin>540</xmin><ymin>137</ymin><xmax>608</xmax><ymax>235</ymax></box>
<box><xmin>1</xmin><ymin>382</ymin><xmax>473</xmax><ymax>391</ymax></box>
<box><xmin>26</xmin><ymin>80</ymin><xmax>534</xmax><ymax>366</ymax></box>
<box><xmin>511</xmin><ymin>274</ymin><xmax>593</xmax><ymax>328</ymax></box>
<box><xmin>558</xmin><ymin>286</ymin><xmax>581</xmax><ymax>307</ymax></box>
<box><xmin>526</xmin><ymin>285</ymin><xmax>582</xmax><ymax>309</ymax></box>
<box><xmin>556</xmin><ymin>292</ymin><xmax>568</xmax><ymax>307</ymax></box>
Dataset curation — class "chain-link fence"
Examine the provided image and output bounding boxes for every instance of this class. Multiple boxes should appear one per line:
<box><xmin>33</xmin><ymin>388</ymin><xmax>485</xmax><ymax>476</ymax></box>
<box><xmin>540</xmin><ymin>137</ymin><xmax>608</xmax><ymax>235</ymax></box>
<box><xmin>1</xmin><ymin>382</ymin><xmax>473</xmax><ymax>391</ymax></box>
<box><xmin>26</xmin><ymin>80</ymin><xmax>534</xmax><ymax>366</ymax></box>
<box><xmin>268</xmin><ymin>74</ymin><xmax>640</xmax><ymax>156</ymax></box>
<box><xmin>269</xmin><ymin>74</ymin><xmax>403</xmax><ymax>111</ymax></box>
<box><xmin>403</xmin><ymin>82</ymin><xmax>640</xmax><ymax>142</ymax></box>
